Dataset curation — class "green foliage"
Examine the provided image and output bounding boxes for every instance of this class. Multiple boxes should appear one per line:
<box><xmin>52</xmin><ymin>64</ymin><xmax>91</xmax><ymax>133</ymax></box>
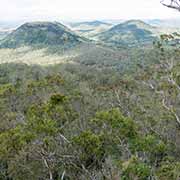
<box><xmin>73</xmin><ymin>131</ymin><xmax>105</xmax><ymax>169</ymax></box>
<box><xmin>45</xmin><ymin>74</ymin><xmax>64</xmax><ymax>85</ymax></box>
<box><xmin>0</xmin><ymin>126</ymin><xmax>26</xmax><ymax>157</ymax></box>
<box><xmin>131</xmin><ymin>135</ymin><xmax>167</xmax><ymax>154</ymax></box>
<box><xmin>49</xmin><ymin>93</ymin><xmax>67</xmax><ymax>105</ymax></box>
<box><xmin>92</xmin><ymin>108</ymin><xmax>138</xmax><ymax>139</ymax></box>
<box><xmin>0</xmin><ymin>83</ymin><xmax>16</xmax><ymax>96</ymax></box>
<box><xmin>122</xmin><ymin>157</ymin><xmax>151</xmax><ymax>180</ymax></box>
<box><xmin>157</xmin><ymin>160</ymin><xmax>180</xmax><ymax>180</ymax></box>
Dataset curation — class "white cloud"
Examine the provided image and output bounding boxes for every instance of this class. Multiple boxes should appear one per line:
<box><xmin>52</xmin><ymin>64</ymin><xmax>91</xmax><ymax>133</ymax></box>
<box><xmin>0</xmin><ymin>0</ymin><xmax>179</xmax><ymax>21</ymax></box>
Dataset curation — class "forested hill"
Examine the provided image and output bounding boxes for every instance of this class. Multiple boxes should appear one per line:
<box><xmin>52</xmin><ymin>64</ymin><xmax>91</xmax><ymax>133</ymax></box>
<box><xmin>94</xmin><ymin>20</ymin><xmax>157</xmax><ymax>47</ymax></box>
<box><xmin>0</xmin><ymin>22</ymin><xmax>87</xmax><ymax>48</ymax></box>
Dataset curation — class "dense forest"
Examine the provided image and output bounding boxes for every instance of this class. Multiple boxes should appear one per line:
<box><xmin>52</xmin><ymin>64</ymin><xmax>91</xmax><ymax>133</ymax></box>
<box><xmin>0</xmin><ymin>1</ymin><xmax>180</xmax><ymax>179</ymax></box>
<box><xmin>0</xmin><ymin>33</ymin><xmax>180</xmax><ymax>179</ymax></box>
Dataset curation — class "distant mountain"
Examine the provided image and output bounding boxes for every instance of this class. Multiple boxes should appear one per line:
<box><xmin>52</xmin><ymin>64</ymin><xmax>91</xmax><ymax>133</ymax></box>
<box><xmin>101</xmin><ymin>19</ymin><xmax>125</xmax><ymax>25</ymax></box>
<box><xmin>95</xmin><ymin>20</ymin><xmax>158</xmax><ymax>47</ymax></box>
<box><xmin>0</xmin><ymin>29</ymin><xmax>12</xmax><ymax>40</ymax></box>
<box><xmin>146</xmin><ymin>19</ymin><xmax>180</xmax><ymax>28</ymax></box>
<box><xmin>0</xmin><ymin>21</ymin><xmax>86</xmax><ymax>48</ymax></box>
<box><xmin>0</xmin><ymin>21</ymin><xmax>21</xmax><ymax>29</ymax></box>
<box><xmin>145</xmin><ymin>19</ymin><xmax>165</xmax><ymax>27</ymax></box>
<box><xmin>68</xmin><ymin>21</ymin><xmax>112</xmax><ymax>39</ymax></box>
<box><xmin>69</xmin><ymin>20</ymin><xmax>112</xmax><ymax>27</ymax></box>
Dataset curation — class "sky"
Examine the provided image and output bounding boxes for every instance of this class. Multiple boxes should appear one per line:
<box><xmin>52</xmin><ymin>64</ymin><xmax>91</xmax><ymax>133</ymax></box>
<box><xmin>0</xmin><ymin>0</ymin><xmax>179</xmax><ymax>22</ymax></box>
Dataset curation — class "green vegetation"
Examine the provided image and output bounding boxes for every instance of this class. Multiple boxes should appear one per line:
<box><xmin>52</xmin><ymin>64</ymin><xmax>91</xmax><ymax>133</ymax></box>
<box><xmin>0</xmin><ymin>22</ymin><xmax>86</xmax><ymax>48</ymax></box>
<box><xmin>0</xmin><ymin>19</ymin><xmax>180</xmax><ymax>179</ymax></box>
<box><xmin>94</xmin><ymin>20</ymin><xmax>157</xmax><ymax>47</ymax></box>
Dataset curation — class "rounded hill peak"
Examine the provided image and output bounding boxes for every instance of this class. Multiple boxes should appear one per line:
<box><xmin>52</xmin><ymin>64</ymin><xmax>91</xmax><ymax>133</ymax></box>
<box><xmin>0</xmin><ymin>21</ymin><xmax>86</xmax><ymax>48</ymax></box>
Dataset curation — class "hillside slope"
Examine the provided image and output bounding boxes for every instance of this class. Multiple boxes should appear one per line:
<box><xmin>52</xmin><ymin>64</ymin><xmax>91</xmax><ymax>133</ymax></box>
<box><xmin>0</xmin><ymin>21</ymin><xmax>86</xmax><ymax>48</ymax></box>
<box><xmin>95</xmin><ymin>20</ymin><xmax>158</xmax><ymax>47</ymax></box>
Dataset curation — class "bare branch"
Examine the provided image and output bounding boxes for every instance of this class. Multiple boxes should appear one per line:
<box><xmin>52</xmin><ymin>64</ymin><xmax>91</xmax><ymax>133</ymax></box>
<box><xmin>162</xmin><ymin>98</ymin><xmax>180</xmax><ymax>126</ymax></box>
<box><xmin>161</xmin><ymin>0</ymin><xmax>180</xmax><ymax>11</ymax></box>
<box><xmin>61</xmin><ymin>171</ymin><xmax>66</xmax><ymax>180</ymax></box>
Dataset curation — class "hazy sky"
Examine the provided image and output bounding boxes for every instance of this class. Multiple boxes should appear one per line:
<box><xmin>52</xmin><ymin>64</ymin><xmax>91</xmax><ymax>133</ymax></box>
<box><xmin>0</xmin><ymin>0</ymin><xmax>179</xmax><ymax>22</ymax></box>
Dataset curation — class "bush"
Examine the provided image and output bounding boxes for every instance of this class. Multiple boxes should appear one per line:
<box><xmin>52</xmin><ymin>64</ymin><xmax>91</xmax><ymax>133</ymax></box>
<box><xmin>73</xmin><ymin>131</ymin><xmax>105</xmax><ymax>169</ymax></box>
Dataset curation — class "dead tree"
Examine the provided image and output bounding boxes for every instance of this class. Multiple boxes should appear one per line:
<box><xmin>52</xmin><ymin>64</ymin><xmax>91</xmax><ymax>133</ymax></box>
<box><xmin>161</xmin><ymin>0</ymin><xmax>180</xmax><ymax>11</ymax></box>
